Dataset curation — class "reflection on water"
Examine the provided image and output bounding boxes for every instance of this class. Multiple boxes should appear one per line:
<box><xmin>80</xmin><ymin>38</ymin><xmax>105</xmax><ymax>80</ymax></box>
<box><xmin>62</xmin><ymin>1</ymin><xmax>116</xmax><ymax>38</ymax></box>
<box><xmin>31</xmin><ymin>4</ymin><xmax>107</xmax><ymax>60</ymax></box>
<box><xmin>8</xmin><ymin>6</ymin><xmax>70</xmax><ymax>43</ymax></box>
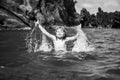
<box><xmin>0</xmin><ymin>29</ymin><xmax>120</xmax><ymax>80</ymax></box>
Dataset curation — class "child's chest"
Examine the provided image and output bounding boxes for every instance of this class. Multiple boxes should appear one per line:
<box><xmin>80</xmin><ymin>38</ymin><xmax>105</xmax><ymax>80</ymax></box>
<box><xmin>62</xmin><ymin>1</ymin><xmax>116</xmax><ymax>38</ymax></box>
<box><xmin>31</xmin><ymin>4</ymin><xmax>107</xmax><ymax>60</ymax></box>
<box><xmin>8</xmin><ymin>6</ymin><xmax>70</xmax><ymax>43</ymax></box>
<box><xmin>54</xmin><ymin>39</ymin><xmax>66</xmax><ymax>47</ymax></box>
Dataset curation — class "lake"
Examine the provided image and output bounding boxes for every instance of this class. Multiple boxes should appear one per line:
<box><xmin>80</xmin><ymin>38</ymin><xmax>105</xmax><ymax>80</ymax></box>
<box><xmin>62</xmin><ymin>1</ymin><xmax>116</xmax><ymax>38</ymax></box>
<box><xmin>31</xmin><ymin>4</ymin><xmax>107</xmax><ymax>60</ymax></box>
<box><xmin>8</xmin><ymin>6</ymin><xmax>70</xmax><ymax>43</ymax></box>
<box><xmin>0</xmin><ymin>28</ymin><xmax>120</xmax><ymax>80</ymax></box>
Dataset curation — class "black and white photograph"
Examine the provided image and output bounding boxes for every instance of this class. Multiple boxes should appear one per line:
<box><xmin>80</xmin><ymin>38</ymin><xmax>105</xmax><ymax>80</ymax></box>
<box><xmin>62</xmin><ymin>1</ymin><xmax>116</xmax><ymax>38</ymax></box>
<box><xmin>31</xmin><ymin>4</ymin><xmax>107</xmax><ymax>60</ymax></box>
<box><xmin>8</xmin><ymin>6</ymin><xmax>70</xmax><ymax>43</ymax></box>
<box><xmin>0</xmin><ymin>0</ymin><xmax>120</xmax><ymax>80</ymax></box>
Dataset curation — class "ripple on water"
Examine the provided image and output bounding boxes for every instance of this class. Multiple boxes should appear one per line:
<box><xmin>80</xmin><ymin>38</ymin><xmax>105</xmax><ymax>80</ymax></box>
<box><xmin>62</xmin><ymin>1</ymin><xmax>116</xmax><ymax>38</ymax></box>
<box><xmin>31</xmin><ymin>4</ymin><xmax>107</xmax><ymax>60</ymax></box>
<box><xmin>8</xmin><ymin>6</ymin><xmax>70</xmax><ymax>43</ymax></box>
<box><xmin>94</xmin><ymin>77</ymin><xmax>113</xmax><ymax>80</ymax></box>
<box><xmin>1</xmin><ymin>29</ymin><xmax>120</xmax><ymax>80</ymax></box>
<box><xmin>106</xmin><ymin>68</ymin><xmax>120</xmax><ymax>76</ymax></box>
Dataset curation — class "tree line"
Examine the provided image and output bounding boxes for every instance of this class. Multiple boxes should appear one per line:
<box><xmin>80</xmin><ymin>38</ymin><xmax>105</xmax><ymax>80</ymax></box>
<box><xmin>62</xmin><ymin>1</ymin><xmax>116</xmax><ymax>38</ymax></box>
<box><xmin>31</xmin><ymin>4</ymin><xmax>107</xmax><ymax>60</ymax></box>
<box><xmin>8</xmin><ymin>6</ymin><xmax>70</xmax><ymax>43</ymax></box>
<box><xmin>0</xmin><ymin>0</ymin><xmax>81</xmax><ymax>28</ymax></box>
<box><xmin>80</xmin><ymin>7</ymin><xmax>120</xmax><ymax>28</ymax></box>
<box><xmin>0</xmin><ymin>0</ymin><xmax>120</xmax><ymax>29</ymax></box>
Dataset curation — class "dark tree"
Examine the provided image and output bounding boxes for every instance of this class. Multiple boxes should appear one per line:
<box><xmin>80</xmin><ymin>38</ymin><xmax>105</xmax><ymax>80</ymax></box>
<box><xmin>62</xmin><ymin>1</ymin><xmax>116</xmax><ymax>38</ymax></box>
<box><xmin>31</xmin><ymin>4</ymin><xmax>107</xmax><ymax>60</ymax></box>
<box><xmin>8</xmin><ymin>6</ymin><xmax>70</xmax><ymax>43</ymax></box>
<box><xmin>0</xmin><ymin>0</ymin><xmax>82</xmax><ymax>28</ymax></box>
<box><xmin>80</xmin><ymin>8</ymin><xmax>91</xmax><ymax>28</ymax></box>
<box><xmin>90</xmin><ymin>14</ymin><xmax>97</xmax><ymax>28</ymax></box>
<box><xmin>112</xmin><ymin>11</ymin><xmax>120</xmax><ymax>28</ymax></box>
<box><xmin>96</xmin><ymin>7</ymin><xmax>105</xmax><ymax>28</ymax></box>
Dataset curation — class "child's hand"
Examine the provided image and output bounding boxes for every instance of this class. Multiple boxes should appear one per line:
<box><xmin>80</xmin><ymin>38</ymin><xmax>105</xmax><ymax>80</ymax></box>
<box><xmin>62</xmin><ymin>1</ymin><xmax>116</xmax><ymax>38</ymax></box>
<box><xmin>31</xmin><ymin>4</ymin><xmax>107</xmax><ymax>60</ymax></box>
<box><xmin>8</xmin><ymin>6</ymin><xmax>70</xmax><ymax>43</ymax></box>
<box><xmin>35</xmin><ymin>20</ymin><xmax>39</xmax><ymax>27</ymax></box>
<box><xmin>76</xmin><ymin>24</ymin><xmax>81</xmax><ymax>29</ymax></box>
<box><xmin>75</xmin><ymin>24</ymin><xmax>81</xmax><ymax>31</ymax></box>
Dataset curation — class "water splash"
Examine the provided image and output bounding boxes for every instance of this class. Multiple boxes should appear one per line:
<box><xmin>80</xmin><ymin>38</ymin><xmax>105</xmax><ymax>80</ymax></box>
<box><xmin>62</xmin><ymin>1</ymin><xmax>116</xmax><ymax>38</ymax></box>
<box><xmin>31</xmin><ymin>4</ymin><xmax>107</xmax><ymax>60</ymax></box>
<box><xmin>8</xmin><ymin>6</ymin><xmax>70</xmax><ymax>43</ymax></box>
<box><xmin>26</xmin><ymin>24</ymin><xmax>52</xmax><ymax>53</ymax></box>
<box><xmin>34</xmin><ymin>34</ymin><xmax>52</xmax><ymax>52</ymax></box>
<box><xmin>26</xmin><ymin>23</ymin><xmax>95</xmax><ymax>53</ymax></box>
<box><xmin>72</xmin><ymin>25</ymin><xmax>95</xmax><ymax>52</ymax></box>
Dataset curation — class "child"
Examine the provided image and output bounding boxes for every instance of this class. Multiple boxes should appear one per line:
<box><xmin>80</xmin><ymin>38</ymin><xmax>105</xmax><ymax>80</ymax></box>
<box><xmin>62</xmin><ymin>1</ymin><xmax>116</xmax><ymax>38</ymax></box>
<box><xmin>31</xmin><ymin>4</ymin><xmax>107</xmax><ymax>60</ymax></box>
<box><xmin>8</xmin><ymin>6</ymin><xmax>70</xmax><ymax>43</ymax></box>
<box><xmin>35</xmin><ymin>20</ymin><xmax>79</xmax><ymax>54</ymax></box>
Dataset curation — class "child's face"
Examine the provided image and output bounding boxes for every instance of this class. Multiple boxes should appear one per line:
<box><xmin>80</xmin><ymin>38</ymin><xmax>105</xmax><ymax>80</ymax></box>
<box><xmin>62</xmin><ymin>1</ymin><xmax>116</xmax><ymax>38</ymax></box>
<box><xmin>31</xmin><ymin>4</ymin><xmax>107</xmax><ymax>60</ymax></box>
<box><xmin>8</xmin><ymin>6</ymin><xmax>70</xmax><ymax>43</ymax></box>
<box><xmin>56</xmin><ymin>28</ymin><xmax>65</xmax><ymax>38</ymax></box>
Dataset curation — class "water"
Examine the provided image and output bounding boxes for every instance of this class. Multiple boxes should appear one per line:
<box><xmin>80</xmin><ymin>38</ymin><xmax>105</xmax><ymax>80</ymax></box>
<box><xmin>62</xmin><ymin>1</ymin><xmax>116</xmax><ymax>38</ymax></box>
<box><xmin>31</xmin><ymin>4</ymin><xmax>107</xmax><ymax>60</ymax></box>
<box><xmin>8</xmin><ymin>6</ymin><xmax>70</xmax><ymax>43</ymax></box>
<box><xmin>34</xmin><ymin>34</ymin><xmax>53</xmax><ymax>52</ymax></box>
<box><xmin>0</xmin><ymin>29</ymin><xmax>120</xmax><ymax>80</ymax></box>
<box><xmin>29</xmin><ymin>23</ymin><xmax>94</xmax><ymax>53</ymax></box>
<box><xmin>72</xmin><ymin>25</ymin><xmax>95</xmax><ymax>52</ymax></box>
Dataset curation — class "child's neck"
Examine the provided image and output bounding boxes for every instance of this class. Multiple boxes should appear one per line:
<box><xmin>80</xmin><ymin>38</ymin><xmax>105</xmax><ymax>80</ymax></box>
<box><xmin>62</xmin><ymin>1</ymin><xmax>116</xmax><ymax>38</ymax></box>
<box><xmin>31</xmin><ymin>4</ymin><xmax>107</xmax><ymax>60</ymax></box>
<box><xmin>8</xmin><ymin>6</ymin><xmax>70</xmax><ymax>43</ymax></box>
<box><xmin>56</xmin><ymin>35</ymin><xmax>66</xmax><ymax>40</ymax></box>
<box><xmin>56</xmin><ymin>37</ymin><xmax>64</xmax><ymax>40</ymax></box>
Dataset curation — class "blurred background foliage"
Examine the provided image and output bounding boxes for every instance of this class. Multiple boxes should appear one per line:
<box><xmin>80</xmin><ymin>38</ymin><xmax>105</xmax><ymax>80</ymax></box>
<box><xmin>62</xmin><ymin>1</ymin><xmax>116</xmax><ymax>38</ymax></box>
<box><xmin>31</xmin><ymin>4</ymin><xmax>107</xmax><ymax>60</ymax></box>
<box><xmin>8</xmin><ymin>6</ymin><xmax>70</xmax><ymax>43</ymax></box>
<box><xmin>0</xmin><ymin>0</ymin><xmax>120</xmax><ymax>29</ymax></box>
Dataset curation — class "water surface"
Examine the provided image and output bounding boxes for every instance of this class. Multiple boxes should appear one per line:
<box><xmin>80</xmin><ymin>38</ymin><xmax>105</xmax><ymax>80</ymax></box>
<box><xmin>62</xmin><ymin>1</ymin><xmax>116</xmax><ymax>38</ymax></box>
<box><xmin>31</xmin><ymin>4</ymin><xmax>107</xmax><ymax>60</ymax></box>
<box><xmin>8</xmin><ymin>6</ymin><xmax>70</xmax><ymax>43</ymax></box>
<box><xmin>0</xmin><ymin>29</ymin><xmax>120</xmax><ymax>80</ymax></box>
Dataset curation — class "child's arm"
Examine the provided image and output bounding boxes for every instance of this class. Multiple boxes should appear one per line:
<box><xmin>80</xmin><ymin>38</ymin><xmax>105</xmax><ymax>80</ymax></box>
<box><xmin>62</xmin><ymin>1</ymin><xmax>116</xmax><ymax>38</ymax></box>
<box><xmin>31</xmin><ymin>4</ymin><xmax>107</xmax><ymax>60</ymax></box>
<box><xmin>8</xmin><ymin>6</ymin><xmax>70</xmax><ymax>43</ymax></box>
<box><xmin>36</xmin><ymin>21</ymin><xmax>55</xmax><ymax>40</ymax></box>
<box><xmin>66</xmin><ymin>32</ymin><xmax>79</xmax><ymax>41</ymax></box>
<box><xmin>65</xmin><ymin>24</ymin><xmax>81</xmax><ymax>41</ymax></box>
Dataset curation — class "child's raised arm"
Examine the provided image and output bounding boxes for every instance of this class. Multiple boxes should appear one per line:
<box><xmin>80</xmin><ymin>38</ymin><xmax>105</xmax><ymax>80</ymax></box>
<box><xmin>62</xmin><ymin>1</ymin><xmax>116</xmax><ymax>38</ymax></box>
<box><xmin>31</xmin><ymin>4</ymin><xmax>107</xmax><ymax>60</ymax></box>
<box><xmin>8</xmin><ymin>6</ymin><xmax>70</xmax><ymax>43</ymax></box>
<box><xmin>35</xmin><ymin>21</ymin><xmax>55</xmax><ymax>40</ymax></box>
<box><xmin>66</xmin><ymin>32</ymin><xmax>79</xmax><ymax>41</ymax></box>
<box><xmin>65</xmin><ymin>24</ymin><xmax>81</xmax><ymax>41</ymax></box>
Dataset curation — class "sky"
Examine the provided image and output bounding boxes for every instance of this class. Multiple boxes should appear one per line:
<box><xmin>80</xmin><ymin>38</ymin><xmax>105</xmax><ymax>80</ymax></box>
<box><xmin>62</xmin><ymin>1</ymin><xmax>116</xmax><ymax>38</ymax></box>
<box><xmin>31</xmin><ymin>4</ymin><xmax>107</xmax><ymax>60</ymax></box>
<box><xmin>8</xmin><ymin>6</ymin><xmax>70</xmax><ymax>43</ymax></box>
<box><xmin>75</xmin><ymin>0</ymin><xmax>120</xmax><ymax>14</ymax></box>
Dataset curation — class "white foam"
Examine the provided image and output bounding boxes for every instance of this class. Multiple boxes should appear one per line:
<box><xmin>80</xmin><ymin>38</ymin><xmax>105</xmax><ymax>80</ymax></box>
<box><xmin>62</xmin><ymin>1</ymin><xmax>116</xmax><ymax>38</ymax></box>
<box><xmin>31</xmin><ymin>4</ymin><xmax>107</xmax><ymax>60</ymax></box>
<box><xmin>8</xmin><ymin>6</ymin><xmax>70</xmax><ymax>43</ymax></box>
<box><xmin>34</xmin><ymin>34</ymin><xmax>52</xmax><ymax>52</ymax></box>
<box><xmin>72</xmin><ymin>24</ymin><xmax>95</xmax><ymax>52</ymax></box>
